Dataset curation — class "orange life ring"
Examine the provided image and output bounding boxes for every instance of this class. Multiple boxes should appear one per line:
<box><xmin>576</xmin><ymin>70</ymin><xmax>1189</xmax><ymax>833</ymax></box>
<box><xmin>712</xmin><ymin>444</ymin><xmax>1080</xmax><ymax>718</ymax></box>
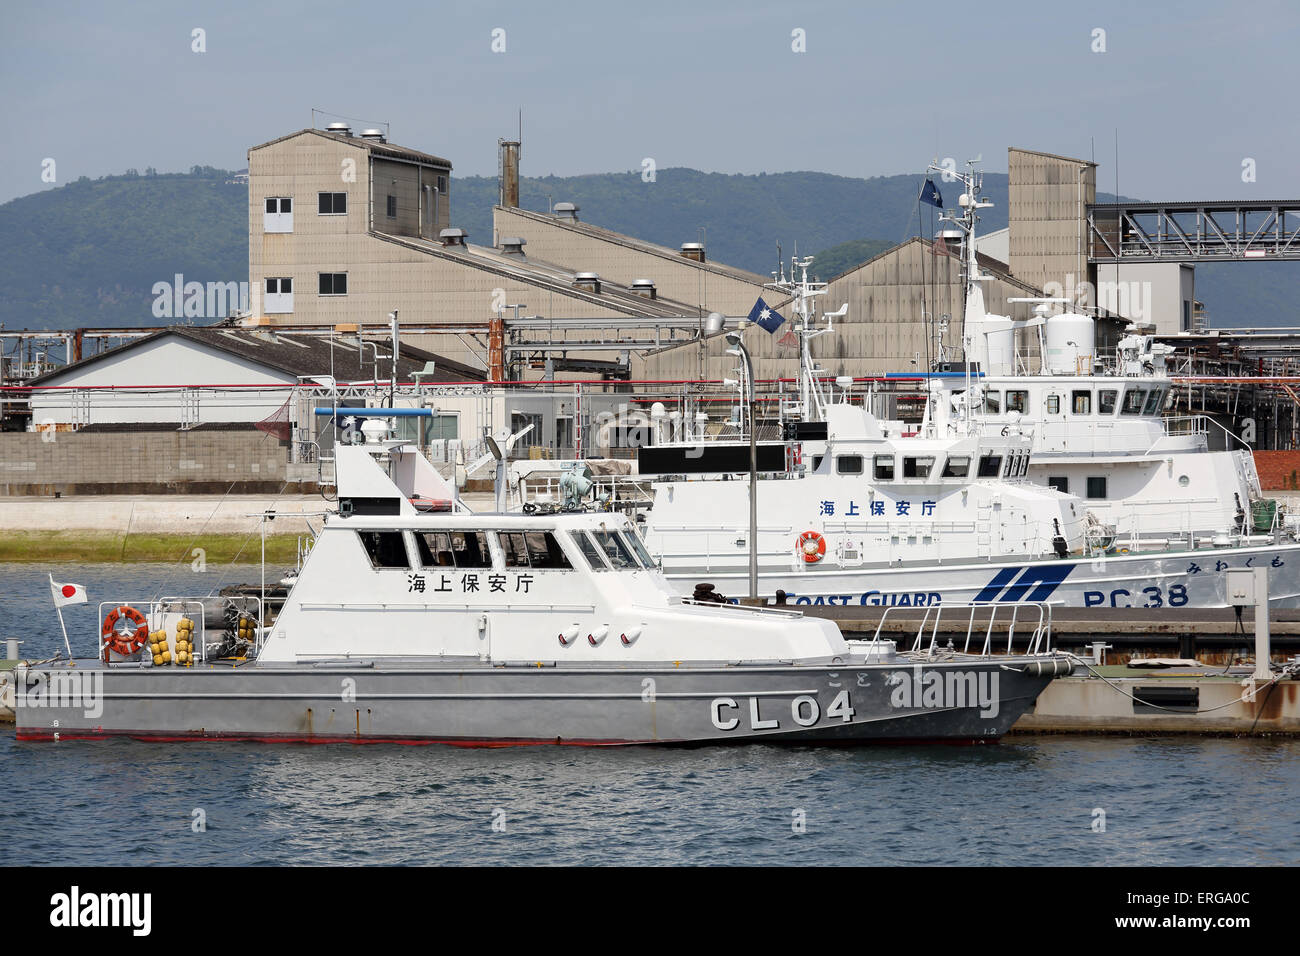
<box><xmin>797</xmin><ymin>530</ymin><xmax>826</xmax><ymax>563</ymax></box>
<box><xmin>101</xmin><ymin>605</ymin><xmax>149</xmax><ymax>659</ymax></box>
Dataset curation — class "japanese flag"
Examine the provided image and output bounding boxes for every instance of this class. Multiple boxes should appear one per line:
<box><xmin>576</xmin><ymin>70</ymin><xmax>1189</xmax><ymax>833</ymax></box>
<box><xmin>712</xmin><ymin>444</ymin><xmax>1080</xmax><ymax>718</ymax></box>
<box><xmin>50</xmin><ymin>576</ymin><xmax>88</xmax><ymax>608</ymax></box>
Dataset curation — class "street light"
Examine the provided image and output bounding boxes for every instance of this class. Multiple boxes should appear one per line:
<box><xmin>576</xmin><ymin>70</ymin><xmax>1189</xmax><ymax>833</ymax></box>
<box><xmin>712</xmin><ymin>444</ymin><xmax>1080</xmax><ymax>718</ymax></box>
<box><xmin>725</xmin><ymin>330</ymin><xmax>758</xmax><ymax>600</ymax></box>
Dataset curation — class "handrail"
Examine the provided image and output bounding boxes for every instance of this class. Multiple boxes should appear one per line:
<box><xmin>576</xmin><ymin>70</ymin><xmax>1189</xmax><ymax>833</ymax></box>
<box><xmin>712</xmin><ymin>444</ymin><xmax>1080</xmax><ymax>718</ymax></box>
<box><xmin>866</xmin><ymin>601</ymin><xmax>1053</xmax><ymax>657</ymax></box>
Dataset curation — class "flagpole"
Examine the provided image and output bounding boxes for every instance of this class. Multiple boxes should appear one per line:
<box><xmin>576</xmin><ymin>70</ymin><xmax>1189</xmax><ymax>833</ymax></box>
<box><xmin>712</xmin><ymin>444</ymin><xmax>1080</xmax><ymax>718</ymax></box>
<box><xmin>49</xmin><ymin>574</ymin><xmax>73</xmax><ymax>659</ymax></box>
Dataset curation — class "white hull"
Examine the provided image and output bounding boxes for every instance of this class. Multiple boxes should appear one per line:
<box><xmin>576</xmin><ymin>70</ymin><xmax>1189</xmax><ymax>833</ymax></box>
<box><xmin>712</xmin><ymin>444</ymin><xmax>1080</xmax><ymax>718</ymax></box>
<box><xmin>662</xmin><ymin>540</ymin><xmax>1300</xmax><ymax>609</ymax></box>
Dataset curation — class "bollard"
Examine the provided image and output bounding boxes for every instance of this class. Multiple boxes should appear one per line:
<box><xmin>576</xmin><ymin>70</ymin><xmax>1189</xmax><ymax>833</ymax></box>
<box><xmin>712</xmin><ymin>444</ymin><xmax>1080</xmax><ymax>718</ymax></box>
<box><xmin>4</xmin><ymin>639</ymin><xmax>21</xmax><ymax>661</ymax></box>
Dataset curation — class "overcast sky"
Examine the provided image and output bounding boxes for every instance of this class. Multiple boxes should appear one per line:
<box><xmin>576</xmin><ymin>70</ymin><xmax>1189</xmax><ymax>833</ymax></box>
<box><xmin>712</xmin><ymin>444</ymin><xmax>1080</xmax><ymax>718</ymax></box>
<box><xmin>2</xmin><ymin>0</ymin><xmax>1296</xmax><ymax>205</ymax></box>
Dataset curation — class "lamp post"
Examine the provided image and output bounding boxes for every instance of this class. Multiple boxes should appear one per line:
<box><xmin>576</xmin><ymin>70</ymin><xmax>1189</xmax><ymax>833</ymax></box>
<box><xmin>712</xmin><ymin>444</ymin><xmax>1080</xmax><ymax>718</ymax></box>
<box><xmin>725</xmin><ymin>331</ymin><xmax>758</xmax><ymax>600</ymax></box>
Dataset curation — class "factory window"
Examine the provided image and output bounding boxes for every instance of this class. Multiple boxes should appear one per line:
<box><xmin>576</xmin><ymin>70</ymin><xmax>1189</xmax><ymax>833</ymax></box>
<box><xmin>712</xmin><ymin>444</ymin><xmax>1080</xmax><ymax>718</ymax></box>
<box><xmin>1099</xmin><ymin>389</ymin><xmax>1118</xmax><ymax>415</ymax></box>
<box><xmin>499</xmin><ymin>531</ymin><xmax>572</xmax><ymax>570</ymax></box>
<box><xmin>265</xmin><ymin>277</ymin><xmax>292</xmax><ymax>294</ymax></box>
<box><xmin>873</xmin><ymin>455</ymin><xmax>895</xmax><ymax>480</ymax></box>
<box><xmin>1046</xmin><ymin>394</ymin><xmax>1061</xmax><ymax>415</ymax></box>
<box><xmin>265</xmin><ymin>278</ymin><xmax>293</xmax><ymax>314</ymax></box>
<box><xmin>1087</xmin><ymin>476</ymin><xmax>1108</xmax><ymax>499</ymax></box>
<box><xmin>1072</xmin><ymin>391</ymin><xmax>1092</xmax><ymax>415</ymax></box>
<box><xmin>318</xmin><ymin>191</ymin><xmax>347</xmax><ymax>215</ymax></box>
<box><xmin>573</xmin><ymin>531</ymin><xmax>610</xmax><ymax>571</ymax></box>
<box><xmin>318</xmin><ymin>273</ymin><xmax>348</xmax><ymax>296</ymax></box>
<box><xmin>1048</xmin><ymin>476</ymin><xmax>1069</xmax><ymax>494</ymax></box>
<box><xmin>977</xmin><ymin>455</ymin><xmax>1002</xmax><ymax>478</ymax></box>
<box><xmin>1005</xmin><ymin>390</ymin><xmax>1029</xmax><ymax>414</ymax></box>
<box><xmin>1120</xmin><ymin>389</ymin><xmax>1146</xmax><ymax>415</ymax></box>
<box><xmin>436</xmin><ymin>175</ymin><xmax>447</xmax><ymax>193</ymax></box>
<box><xmin>903</xmin><ymin>456</ymin><xmax>935</xmax><ymax>479</ymax></box>
<box><xmin>983</xmin><ymin>390</ymin><xmax>1001</xmax><ymax>414</ymax></box>
<box><xmin>263</xmin><ymin>197</ymin><xmax>292</xmax><ymax>233</ymax></box>
<box><xmin>356</xmin><ymin>531</ymin><xmax>409</xmax><ymax>569</ymax></box>
<box><xmin>837</xmin><ymin>455</ymin><xmax>864</xmax><ymax>475</ymax></box>
<box><xmin>386</xmin><ymin>194</ymin><xmax>397</xmax><ymax>219</ymax></box>
<box><xmin>941</xmin><ymin>455</ymin><xmax>970</xmax><ymax>478</ymax></box>
<box><xmin>1143</xmin><ymin>389</ymin><xmax>1165</xmax><ymax>415</ymax></box>
<box><xmin>413</xmin><ymin>531</ymin><xmax>492</xmax><ymax>569</ymax></box>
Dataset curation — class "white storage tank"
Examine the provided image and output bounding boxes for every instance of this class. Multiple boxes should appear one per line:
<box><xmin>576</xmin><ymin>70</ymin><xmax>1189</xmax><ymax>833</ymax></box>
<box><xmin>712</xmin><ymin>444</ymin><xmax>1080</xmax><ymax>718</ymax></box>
<box><xmin>1044</xmin><ymin>311</ymin><xmax>1095</xmax><ymax>375</ymax></box>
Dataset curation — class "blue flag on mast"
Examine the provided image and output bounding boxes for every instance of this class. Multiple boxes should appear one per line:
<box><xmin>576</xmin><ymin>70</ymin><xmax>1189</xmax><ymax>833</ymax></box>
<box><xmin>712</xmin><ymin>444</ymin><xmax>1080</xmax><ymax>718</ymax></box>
<box><xmin>747</xmin><ymin>297</ymin><xmax>786</xmax><ymax>334</ymax></box>
<box><xmin>920</xmin><ymin>178</ymin><xmax>943</xmax><ymax>208</ymax></box>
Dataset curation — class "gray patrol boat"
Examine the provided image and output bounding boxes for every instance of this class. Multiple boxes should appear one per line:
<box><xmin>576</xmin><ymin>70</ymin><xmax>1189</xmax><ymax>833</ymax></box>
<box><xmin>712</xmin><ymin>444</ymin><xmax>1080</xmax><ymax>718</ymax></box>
<box><xmin>13</xmin><ymin>417</ymin><xmax>1069</xmax><ymax>745</ymax></box>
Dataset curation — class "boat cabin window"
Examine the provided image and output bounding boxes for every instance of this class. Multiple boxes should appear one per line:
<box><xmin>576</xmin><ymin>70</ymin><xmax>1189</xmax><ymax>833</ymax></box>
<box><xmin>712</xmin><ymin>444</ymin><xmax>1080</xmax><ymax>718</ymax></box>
<box><xmin>414</xmin><ymin>530</ymin><xmax>492</xmax><ymax>569</ymax></box>
<box><xmin>941</xmin><ymin>455</ymin><xmax>970</xmax><ymax>478</ymax></box>
<box><xmin>1121</xmin><ymin>389</ymin><xmax>1146</xmax><ymax>415</ymax></box>
<box><xmin>356</xmin><ymin>531</ymin><xmax>410</xmax><ymax>569</ymax></box>
<box><xmin>977</xmin><ymin>455</ymin><xmax>1002</xmax><ymax>478</ymax></box>
<box><xmin>811</xmin><ymin>454</ymin><xmax>824</xmax><ymax>471</ymax></box>
<box><xmin>1072</xmin><ymin>390</ymin><xmax>1091</xmax><ymax>415</ymax></box>
<box><xmin>873</xmin><ymin>455</ymin><xmax>895</xmax><ymax>480</ymax></box>
<box><xmin>498</xmin><ymin>531</ymin><xmax>573</xmax><ymax>570</ymax></box>
<box><xmin>1087</xmin><ymin>476</ymin><xmax>1108</xmax><ymax>499</ymax></box>
<box><xmin>1048</xmin><ymin>476</ymin><xmax>1069</xmax><ymax>493</ymax></box>
<box><xmin>1005</xmin><ymin>390</ymin><xmax>1028</xmax><ymax>414</ymax></box>
<box><xmin>837</xmin><ymin>455</ymin><xmax>864</xmax><ymax>475</ymax></box>
<box><xmin>903</xmin><ymin>456</ymin><xmax>934</xmax><ymax>479</ymax></box>
<box><xmin>573</xmin><ymin>531</ymin><xmax>610</xmax><ymax>570</ymax></box>
<box><xmin>592</xmin><ymin>528</ymin><xmax>638</xmax><ymax>570</ymax></box>
<box><xmin>1046</xmin><ymin>394</ymin><xmax>1061</xmax><ymax>415</ymax></box>
<box><xmin>622</xmin><ymin>529</ymin><xmax>657</xmax><ymax>569</ymax></box>
<box><xmin>983</xmin><ymin>390</ymin><xmax>1001</xmax><ymax>414</ymax></box>
<box><xmin>1099</xmin><ymin>389</ymin><xmax>1118</xmax><ymax>415</ymax></box>
<box><xmin>1143</xmin><ymin>388</ymin><xmax>1165</xmax><ymax>415</ymax></box>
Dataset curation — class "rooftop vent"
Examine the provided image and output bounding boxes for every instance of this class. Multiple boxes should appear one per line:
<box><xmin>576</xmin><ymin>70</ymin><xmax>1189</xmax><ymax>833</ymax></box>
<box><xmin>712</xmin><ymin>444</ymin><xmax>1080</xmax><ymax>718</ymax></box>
<box><xmin>573</xmin><ymin>272</ymin><xmax>601</xmax><ymax>293</ymax></box>
<box><xmin>438</xmin><ymin>227</ymin><xmax>468</xmax><ymax>247</ymax></box>
<box><xmin>359</xmin><ymin>128</ymin><xmax>387</xmax><ymax>142</ymax></box>
<box><xmin>553</xmin><ymin>202</ymin><xmax>579</xmax><ymax>222</ymax></box>
<box><xmin>680</xmin><ymin>242</ymin><xmax>706</xmax><ymax>263</ymax></box>
<box><xmin>500</xmin><ymin>237</ymin><xmax>527</xmax><ymax>256</ymax></box>
<box><xmin>630</xmin><ymin>279</ymin><xmax>657</xmax><ymax>300</ymax></box>
<box><xmin>325</xmin><ymin>122</ymin><xmax>352</xmax><ymax>137</ymax></box>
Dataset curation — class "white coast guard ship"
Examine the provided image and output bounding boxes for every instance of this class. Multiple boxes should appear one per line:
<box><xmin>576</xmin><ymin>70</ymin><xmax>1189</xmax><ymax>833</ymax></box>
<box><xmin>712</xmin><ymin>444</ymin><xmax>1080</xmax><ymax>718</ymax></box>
<box><xmin>627</xmin><ymin>230</ymin><xmax>1300</xmax><ymax>609</ymax></box>
<box><xmin>12</xmin><ymin>414</ymin><xmax>1070</xmax><ymax>746</ymax></box>
<box><xmin>895</xmin><ymin>162</ymin><xmax>1265</xmax><ymax>549</ymax></box>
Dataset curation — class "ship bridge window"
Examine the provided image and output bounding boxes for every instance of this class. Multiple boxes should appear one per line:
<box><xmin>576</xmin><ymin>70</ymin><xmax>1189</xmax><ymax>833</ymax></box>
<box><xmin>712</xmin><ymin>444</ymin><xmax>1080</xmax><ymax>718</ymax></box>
<box><xmin>1005</xmin><ymin>390</ymin><xmax>1028</xmax><ymax>414</ymax></box>
<box><xmin>1087</xmin><ymin>476</ymin><xmax>1108</xmax><ymax>499</ymax></box>
<box><xmin>1121</xmin><ymin>389</ymin><xmax>1146</xmax><ymax>415</ymax></box>
<box><xmin>499</xmin><ymin>531</ymin><xmax>573</xmax><ymax>570</ymax></box>
<box><xmin>977</xmin><ymin>454</ymin><xmax>1003</xmax><ymax>478</ymax></box>
<box><xmin>573</xmin><ymin>531</ymin><xmax>610</xmax><ymax>570</ymax></box>
<box><xmin>1046</xmin><ymin>394</ymin><xmax>1061</xmax><ymax>415</ymax></box>
<box><xmin>1048</xmin><ymin>476</ymin><xmax>1069</xmax><ymax>493</ymax></box>
<box><xmin>1099</xmin><ymin>389</ymin><xmax>1118</xmax><ymax>415</ymax></box>
<box><xmin>1143</xmin><ymin>389</ymin><xmax>1165</xmax><ymax>415</ymax></box>
<box><xmin>836</xmin><ymin>455</ymin><xmax>864</xmax><ymax>475</ymax></box>
<box><xmin>873</xmin><ymin>455</ymin><xmax>895</xmax><ymax>480</ymax></box>
<box><xmin>592</xmin><ymin>528</ymin><xmax>638</xmax><ymax>570</ymax></box>
<box><xmin>903</xmin><ymin>456</ymin><xmax>935</xmax><ymax>479</ymax></box>
<box><xmin>356</xmin><ymin>531</ymin><xmax>410</xmax><ymax>569</ymax></box>
<box><xmin>414</xmin><ymin>530</ymin><xmax>492</xmax><ymax>569</ymax></box>
<box><xmin>941</xmin><ymin>455</ymin><xmax>970</xmax><ymax>478</ymax></box>
<box><xmin>622</xmin><ymin>529</ymin><xmax>657</xmax><ymax>569</ymax></box>
<box><xmin>983</xmin><ymin>390</ymin><xmax>1001</xmax><ymax>414</ymax></box>
<box><xmin>1072</xmin><ymin>390</ymin><xmax>1092</xmax><ymax>415</ymax></box>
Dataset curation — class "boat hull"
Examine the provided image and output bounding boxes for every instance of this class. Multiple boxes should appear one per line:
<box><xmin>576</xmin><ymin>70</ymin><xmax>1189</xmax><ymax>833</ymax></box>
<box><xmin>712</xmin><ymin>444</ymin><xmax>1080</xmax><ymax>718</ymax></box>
<box><xmin>13</xmin><ymin>656</ymin><xmax>1060</xmax><ymax>746</ymax></box>
<box><xmin>662</xmin><ymin>541</ymin><xmax>1300</xmax><ymax>608</ymax></box>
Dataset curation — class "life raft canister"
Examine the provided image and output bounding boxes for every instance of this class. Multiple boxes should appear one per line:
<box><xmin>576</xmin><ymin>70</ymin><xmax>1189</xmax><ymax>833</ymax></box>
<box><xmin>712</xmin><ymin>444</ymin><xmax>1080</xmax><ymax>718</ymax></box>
<box><xmin>101</xmin><ymin>605</ymin><xmax>149</xmax><ymax>660</ymax></box>
<box><xmin>797</xmin><ymin>530</ymin><xmax>826</xmax><ymax>563</ymax></box>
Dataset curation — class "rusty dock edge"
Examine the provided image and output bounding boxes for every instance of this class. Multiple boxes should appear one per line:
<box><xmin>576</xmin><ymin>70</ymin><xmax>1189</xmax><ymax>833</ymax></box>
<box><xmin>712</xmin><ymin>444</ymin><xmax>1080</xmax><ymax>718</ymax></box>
<box><xmin>788</xmin><ymin>604</ymin><xmax>1300</xmax><ymax>735</ymax></box>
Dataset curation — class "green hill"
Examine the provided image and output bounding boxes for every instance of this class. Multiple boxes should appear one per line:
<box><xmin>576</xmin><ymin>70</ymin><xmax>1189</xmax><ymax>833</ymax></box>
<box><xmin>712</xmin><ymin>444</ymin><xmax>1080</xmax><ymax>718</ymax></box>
<box><xmin>0</xmin><ymin>165</ymin><xmax>1293</xmax><ymax>332</ymax></box>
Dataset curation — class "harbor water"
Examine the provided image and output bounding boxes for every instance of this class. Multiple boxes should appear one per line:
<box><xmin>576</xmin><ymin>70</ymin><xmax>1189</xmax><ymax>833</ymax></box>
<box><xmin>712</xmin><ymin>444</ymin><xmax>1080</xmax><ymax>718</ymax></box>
<box><xmin>3</xmin><ymin>563</ymin><xmax>1297</xmax><ymax>866</ymax></box>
